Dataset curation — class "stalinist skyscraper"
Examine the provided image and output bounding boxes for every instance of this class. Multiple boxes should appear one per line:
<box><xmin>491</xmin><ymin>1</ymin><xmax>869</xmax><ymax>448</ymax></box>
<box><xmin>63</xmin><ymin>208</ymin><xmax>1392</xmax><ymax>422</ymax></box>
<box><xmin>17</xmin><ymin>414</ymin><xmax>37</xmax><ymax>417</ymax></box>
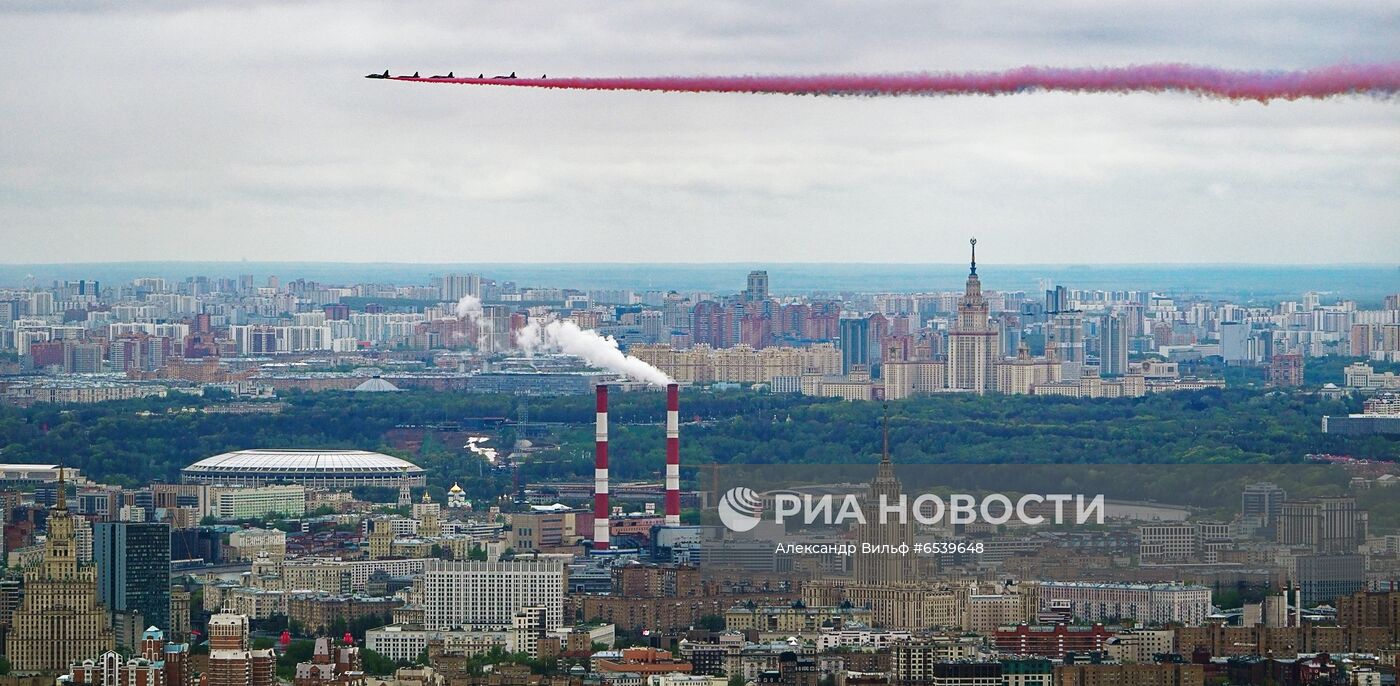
<box><xmin>852</xmin><ymin>409</ymin><xmax>916</xmax><ymax>585</ymax></box>
<box><xmin>6</xmin><ymin>467</ymin><xmax>115</xmax><ymax>673</ymax></box>
<box><xmin>947</xmin><ymin>238</ymin><xmax>1000</xmax><ymax>394</ymax></box>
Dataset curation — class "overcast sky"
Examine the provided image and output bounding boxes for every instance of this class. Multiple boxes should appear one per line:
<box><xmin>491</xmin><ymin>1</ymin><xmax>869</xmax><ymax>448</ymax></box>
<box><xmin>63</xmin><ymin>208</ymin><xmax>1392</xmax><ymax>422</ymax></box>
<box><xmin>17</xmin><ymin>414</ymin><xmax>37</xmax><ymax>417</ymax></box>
<box><xmin>1</xmin><ymin>1</ymin><xmax>1397</xmax><ymax>265</ymax></box>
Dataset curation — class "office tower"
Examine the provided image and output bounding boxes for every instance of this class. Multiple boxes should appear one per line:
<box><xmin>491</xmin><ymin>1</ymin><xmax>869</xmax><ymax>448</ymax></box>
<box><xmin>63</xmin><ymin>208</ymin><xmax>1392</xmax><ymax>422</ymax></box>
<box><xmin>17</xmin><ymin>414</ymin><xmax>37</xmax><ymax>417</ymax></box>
<box><xmin>1100</xmin><ymin>313</ymin><xmax>1128</xmax><ymax>376</ymax></box>
<box><xmin>1277</xmin><ymin>497</ymin><xmax>1365</xmax><ymax>553</ymax></box>
<box><xmin>6</xmin><ymin>470</ymin><xmax>115</xmax><ymax>672</ymax></box>
<box><xmin>999</xmin><ymin>319</ymin><xmax>1022</xmax><ymax>358</ymax></box>
<box><xmin>1241</xmin><ymin>482</ymin><xmax>1286</xmax><ymax>531</ymax></box>
<box><xmin>839</xmin><ymin>317</ymin><xmax>870</xmax><ymax>375</ymax></box>
<box><xmin>1045</xmin><ymin>285</ymin><xmax>1070</xmax><ymax>314</ymax></box>
<box><xmin>1295</xmin><ymin>554</ymin><xmax>1365</xmax><ymax>605</ymax></box>
<box><xmin>745</xmin><ymin>270</ymin><xmax>769</xmax><ymax>302</ymax></box>
<box><xmin>94</xmin><ymin>521</ymin><xmax>171</xmax><ymax>635</ymax></box>
<box><xmin>1220</xmin><ymin>321</ymin><xmax>1250</xmax><ymax>364</ymax></box>
<box><xmin>947</xmin><ymin>239</ymin><xmax>1000</xmax><ymax>393</ymax></box>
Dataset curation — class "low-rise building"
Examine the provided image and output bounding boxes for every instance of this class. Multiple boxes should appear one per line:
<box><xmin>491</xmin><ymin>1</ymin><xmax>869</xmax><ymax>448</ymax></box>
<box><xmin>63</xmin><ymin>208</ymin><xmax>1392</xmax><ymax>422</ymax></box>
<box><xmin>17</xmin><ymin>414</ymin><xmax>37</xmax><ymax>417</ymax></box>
<box><xmin>366</xmin><ymin>625</ymin><xmax>511</xmax><ymax>663</ymax></box>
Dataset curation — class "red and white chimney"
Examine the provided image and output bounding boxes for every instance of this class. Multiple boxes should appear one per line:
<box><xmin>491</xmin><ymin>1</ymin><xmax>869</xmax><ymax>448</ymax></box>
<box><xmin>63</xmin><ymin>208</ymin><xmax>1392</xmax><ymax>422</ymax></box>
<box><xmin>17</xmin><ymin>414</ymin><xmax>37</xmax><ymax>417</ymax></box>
<box><xmin>593</xmin><ymin>384</ymin><xmax>610</xmax><ymax>550</ymax></box>
<box><xmin>665</xmin><ymin>383</ymin><xmax>681</xmax><ymax>527</ymax></box>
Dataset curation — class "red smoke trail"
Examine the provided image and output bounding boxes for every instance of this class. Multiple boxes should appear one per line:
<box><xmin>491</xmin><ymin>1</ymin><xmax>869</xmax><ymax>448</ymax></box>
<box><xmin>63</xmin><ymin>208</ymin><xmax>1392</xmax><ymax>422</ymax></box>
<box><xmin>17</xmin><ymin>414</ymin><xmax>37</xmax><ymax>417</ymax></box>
<box><xmin>391</xmin><ymin>64</ymin><xmax>1400</xmax><ymax>102</ymax></box>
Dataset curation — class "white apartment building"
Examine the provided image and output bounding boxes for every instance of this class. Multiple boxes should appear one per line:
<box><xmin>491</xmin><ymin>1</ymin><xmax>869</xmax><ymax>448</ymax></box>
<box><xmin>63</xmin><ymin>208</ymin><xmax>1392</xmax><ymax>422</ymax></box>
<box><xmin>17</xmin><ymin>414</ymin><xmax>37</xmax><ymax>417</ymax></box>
<box><xmin>211</xmin><ymin>484</ymin><xmax>306</xmax><ymax>520</ymax></box>
<box><xmin>420</xmin><ymin>559</ymin><xmax>567</xmax><ymax>631</ymax></box>
<box><xmin>228</xmin><ymin>528</ymin><xmax>288</xmax><ymax>560</ymax></box>
<box><xmin>366</xmin><ymin>624</ymin><xmax>511</xmax><ymax>662</ymax></box>
<box><xmin>1036</xmin><ymin>582</ymin><xmax>1211</xmax><ymax>626</ymax></box>
<box><xmin>283</xmin><ymin>557</ymin><xmax>433</xmax><ymax>594</ymax></box>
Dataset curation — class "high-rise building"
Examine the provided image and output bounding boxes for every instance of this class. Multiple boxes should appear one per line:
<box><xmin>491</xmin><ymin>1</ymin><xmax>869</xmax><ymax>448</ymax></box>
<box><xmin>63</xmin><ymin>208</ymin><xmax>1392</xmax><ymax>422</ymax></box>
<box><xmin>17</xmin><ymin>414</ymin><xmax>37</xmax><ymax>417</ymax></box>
<box><xmin>1045</xmin><ymin>285</ymin><xmax>1070</xmax><ymax>314</ymax></box>
<box><xmin>64</xmin><ymin>341</ymin><xmax>104</xmax><ymax>374</ymax></box>
<box><xmin>1295</xmin><ymin>554</ymin><xmax>1366</xmax><ymax>605</ymax></box>
<box><xmin>1220</xmin><ymin>321</ymin><xmax>1250</xmax><ymax>364</ymax></box>
<box><xmin>420</xmin><ymin>559</ymin><xmax>566</xmax><ymax>630</ymax></box>
<box><xmin>1350</xmin><ymin>323</ymin><xmax>1375</xmax><ymax>357</ymax></box>
<box><xmin>745</xmin><ymin>271</ymin><xmax>769</xmax><ymax>302</ymax></box>
<box><xmin>433</xmin><ymin>273</ymin><xmax>482</xmax><ymax>302</ymax></box>
<box><xmin>1048</xmin><ymin>310</ymin><xmax>1085</xmax><ymax>372</ymax></box>
<box><xmin>839</xmin><ymin>317</ymin><xmax>870</xmax><ymax>375</ymax></box>
<box><xmin>691</xmin><ymin>301</ymin><xmax>727</xmax><ymax>348</ymax></box>
<box><xmin>169</xmin><ymin>586</ymin><xmax>193</xmax><ymax>641</ymax></box>
<box><xmin>1268</xmin><ymin>353</ymin><xmax>1304</xmax><ymax>387</ymax></box>
<box><xmin>947</xmin><ymin>239</ymin><xmax>1000</xmax><ymax>394</ymax></box>
<box><xmin>205</xmin><ymin>612</ymin><xmax>276</xmax><ymax>686</ymax></box>
<box><xmin>1276</xmin><ymin>497</ymin><xmax>1366</xmax><ymax>553</ymax></box>
<box><xmin>852</xmin><ymin>417</ymin><xmax>915</xmax><ymax>586</ymax></box>
<box><xmin>1241</xmin><ymin>482</ymin><xmax>1286</xmax><ymax>531</ymax></box>
<box><xmin>1099</xmin><ymin>313</ymin><xmax>1128</xmax><ymax>376</ymax></box>
<box><xmin>94</xmin><ymin>521</ymin><xmax>172</xmax><ymax>637</ymax></box>
<box><xmin>6</xmin><ymin>469</ymin><xmax>116</xmax><ymax>673</ymax></box>
<box><xmin>1334</xmin><ymin>590</ymin><xmax>1400</xmax><ymax>641</ymax></box>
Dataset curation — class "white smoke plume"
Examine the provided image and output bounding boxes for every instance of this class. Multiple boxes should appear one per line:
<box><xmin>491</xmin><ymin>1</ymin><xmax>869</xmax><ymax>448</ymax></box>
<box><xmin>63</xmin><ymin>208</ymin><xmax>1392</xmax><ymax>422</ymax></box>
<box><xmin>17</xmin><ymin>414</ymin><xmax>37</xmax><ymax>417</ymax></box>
<box><xmin>455</xmin><ymin>294</ymin><xmax>493</xmax><ymax>348</ymax></box>
<box><xmin>516</xmin><ymin>319</ymin><xmax>673</xmax><ymax>388</ymax></box>
<box><xmin>455</xmin><ymin>294</ymin><xmax>486</xmax><ymax>326</ymax></box>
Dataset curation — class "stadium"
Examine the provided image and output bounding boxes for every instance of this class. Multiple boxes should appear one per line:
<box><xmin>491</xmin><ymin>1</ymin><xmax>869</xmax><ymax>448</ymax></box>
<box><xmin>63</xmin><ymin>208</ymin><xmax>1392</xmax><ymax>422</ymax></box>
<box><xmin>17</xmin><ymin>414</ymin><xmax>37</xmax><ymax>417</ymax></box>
<box><xmin>181</xmin><ymin>449</ymin><xmax>426</xmax><ymax>488</ymax></box>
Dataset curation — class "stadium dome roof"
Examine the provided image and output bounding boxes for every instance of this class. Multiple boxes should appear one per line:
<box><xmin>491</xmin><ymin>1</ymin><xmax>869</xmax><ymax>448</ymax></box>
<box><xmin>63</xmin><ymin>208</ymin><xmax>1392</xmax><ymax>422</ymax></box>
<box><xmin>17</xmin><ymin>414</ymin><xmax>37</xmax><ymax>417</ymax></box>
<box><xmin>184</xmin><ymin>449</ymin><xmax>423</xmax><ymax>476</ymax></box>
<box><xmin>353</xmin><ymin>377</ymin><xmax>401</xmax><ymax>392</ymax></box>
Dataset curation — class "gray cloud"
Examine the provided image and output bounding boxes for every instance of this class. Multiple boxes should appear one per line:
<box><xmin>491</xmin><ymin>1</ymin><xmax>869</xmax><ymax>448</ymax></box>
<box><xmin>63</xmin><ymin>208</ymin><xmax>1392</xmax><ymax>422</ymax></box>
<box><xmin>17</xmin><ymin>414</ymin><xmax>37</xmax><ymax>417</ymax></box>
<box><xmin>1</xmin><ymin>0</ymin><xmax>1397</xmax><ymax>264</ymax></box>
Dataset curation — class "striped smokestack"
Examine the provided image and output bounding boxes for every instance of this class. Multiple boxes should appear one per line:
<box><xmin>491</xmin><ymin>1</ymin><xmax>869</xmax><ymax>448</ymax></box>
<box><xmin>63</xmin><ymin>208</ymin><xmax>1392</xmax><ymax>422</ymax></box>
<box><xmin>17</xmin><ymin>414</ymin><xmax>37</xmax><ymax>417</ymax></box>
<box><xmin>593</xmin><ymin>384</ymin><xmax>610</xmax><ymax>550</ymax></box>
<box><xmin>665</xmin><ymin>383</ymin><xmax>681</xmax><ymax>526</ymax></box>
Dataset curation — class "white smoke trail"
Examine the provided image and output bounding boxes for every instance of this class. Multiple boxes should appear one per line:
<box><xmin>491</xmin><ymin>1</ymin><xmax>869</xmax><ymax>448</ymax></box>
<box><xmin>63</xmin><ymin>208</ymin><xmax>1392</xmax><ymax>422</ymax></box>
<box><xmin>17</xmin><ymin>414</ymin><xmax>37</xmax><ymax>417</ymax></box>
<box><xmin>516</xmin><ymin>319</ymin><xmax>673</xmax><ymax>388</ymax></box>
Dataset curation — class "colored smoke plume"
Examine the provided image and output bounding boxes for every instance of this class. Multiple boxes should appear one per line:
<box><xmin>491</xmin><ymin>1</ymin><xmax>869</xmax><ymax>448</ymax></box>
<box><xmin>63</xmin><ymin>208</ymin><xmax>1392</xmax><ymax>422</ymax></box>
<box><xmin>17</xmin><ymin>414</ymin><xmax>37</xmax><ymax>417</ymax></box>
<box><xmin>517</xmin><ymin>319</ymin><xmax>673</xmax><ymax>387</ymax></box>
<box><xmin>393</xmin><ymin>63</ymin><xmax>1400</xmax><ymax>102</ymax></box>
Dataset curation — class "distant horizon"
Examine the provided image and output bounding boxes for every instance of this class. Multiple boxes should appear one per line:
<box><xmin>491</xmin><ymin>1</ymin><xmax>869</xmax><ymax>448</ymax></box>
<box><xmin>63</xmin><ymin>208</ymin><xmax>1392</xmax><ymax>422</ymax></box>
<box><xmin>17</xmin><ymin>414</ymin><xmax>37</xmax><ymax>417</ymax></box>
<box><xmin>2</xmin><ymin>261</ymin><xmax>1394</xmax><ymax>302</ymax></box>
<box><xmin>3</xmin><ymin>259</ymin><xmax>1397</xmax><ymax>267</ymax></box>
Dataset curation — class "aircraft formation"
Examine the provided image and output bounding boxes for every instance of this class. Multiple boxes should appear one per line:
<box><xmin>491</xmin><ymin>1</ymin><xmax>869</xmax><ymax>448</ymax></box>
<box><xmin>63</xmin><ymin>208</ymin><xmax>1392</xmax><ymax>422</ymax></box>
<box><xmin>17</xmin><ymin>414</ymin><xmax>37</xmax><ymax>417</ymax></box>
<box><xmin>365</xmin><ymin>70</ymin><xmax>542</xmax><ymax>80</ymax></box>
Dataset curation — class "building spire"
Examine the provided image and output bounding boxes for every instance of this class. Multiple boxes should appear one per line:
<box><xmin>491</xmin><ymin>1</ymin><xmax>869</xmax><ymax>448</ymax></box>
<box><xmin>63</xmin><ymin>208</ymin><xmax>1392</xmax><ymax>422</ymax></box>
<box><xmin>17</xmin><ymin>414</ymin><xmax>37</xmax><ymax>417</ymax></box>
<box><xmin>969</xmin><ymin>237</ymin><xmax>977</xmax><ymax>276</ymax></box>
<box><xmin>55</xmin><ymin>461</ymin><xmax>66</xmax><ymax>511</ymax></box>
<box><xmin>881</xmin><ymin>402</ymin><xmax>891</xmax><ymax>464</ymax></box>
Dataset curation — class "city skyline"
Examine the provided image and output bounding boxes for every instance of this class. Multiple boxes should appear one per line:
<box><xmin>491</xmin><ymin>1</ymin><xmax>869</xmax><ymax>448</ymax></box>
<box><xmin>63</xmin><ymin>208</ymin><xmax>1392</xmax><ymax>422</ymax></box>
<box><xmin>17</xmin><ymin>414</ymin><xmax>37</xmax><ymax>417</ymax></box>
<box><xmin>2</xmin><ymin>2</ymin><xmax>1397</xmax><ymax>265</ymax></box>
<box><xmin>4</xmin><ymin>3</ymin><xmax>1400</xmax><ymax>684</ymax></box>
